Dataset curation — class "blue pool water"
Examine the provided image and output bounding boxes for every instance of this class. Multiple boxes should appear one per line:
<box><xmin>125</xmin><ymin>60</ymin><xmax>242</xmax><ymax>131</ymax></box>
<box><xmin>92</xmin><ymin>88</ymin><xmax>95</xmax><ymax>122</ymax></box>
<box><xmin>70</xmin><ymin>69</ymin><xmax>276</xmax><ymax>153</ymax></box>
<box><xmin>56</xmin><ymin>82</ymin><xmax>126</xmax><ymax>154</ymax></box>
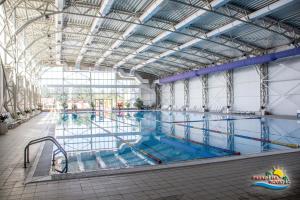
<box><xmin>53</xmin><ymin>111</ymin><xmax>300</xmax><ymax>173</ymax></box>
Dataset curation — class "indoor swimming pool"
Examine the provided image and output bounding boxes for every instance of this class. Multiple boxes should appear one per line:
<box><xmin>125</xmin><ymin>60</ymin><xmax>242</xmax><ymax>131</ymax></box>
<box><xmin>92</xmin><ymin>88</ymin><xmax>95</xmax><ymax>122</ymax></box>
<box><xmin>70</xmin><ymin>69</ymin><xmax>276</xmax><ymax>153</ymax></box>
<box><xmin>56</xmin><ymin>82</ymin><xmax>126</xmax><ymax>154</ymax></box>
<box><xmin>53</xmin><ymin>111</ymin><xmax>300</xmax><ymax>173</ymax></box>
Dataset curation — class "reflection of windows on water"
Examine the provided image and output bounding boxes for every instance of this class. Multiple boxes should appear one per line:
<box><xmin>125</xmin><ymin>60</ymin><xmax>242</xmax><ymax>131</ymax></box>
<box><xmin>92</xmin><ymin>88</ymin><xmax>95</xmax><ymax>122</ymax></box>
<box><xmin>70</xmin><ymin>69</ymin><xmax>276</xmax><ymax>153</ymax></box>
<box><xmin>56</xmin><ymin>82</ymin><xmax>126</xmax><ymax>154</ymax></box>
<box><xmin>53</xmin><ymin>111</ymin><xmax>300</xmax><ymax>172</ymax></box>
<box><xmin>57</xmin><ymin>132</ymin><xmax>141</xmax><ymax>152</ymax></box>
<box><xmin>56</xmin><ymin>115</ymin><xmax>141</xmax><ymax>153</ymax></box>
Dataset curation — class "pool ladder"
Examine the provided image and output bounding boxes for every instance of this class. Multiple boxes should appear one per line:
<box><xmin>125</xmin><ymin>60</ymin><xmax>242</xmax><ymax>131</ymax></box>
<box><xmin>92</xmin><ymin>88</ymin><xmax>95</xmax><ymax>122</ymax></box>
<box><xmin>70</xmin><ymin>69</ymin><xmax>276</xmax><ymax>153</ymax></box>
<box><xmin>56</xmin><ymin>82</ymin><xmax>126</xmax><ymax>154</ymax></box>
<box><xmin>24</xmin><ymin>136</ymin><xmax>68</xmax><ymax>173</ymax></box>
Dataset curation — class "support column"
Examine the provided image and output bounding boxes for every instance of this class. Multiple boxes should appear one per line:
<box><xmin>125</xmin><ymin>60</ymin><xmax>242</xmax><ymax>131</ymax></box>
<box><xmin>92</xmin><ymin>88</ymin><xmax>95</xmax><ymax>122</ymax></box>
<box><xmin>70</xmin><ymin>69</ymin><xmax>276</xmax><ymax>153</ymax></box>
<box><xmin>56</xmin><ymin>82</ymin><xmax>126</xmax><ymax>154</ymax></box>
<box><xmin>12</xmin><ymin>8</ymin><xmax>18</xmax><ymax>115</ymax></box>
<box><xmin>32</xmin><ymin>86</ymin><xmax>36</xmax><ymax>108</ymax></box>
<box><xmin>203</xmin><ymin>116</ymin><xmax>209</xmax><ymax>146</ymax></box>
<box><xmin>1</xmin><ymin>6</ymin><xmax>20</xmax><ymax>116</ymax></box>
<box><xmin>261</xmin><ymin>118</ymin><xmax>270</xmax><ymax>151</ymax></box>
<box><xmin>30</xmin><ymin>82</ymin><xmax>34</xmax><ymax>109</ymax></box>
<box><xmin>35</xmin><ymin>86</ymin><xmax>39</xmax><ymax>108</ymax></box>
<box><xmin>2</xmin><ymin>68</ymin><xmax>13</xmax><ymax>113</ymax></box>
<box><xmin>36</xmin><ymin>86</ymin><xmax>40</xmax><ymax>108</ymax></box>
<box><xmin>35</xmin><ymin>86</ymin><xmax>39</xmax><ymax>109</ymax></box>
<box><xmin>156</xmin><ymin>111</ymin><xmax>162</xmax><ymax>134</ymax></box>
<box><xmin>227</xmin><ymin>119</ymin><xmax>235</xmax><ymax>152</ymax></box>
<box><xmin>26</xmin><ymin>79</ymin><xmax>29</xmax><ymax>110</ymax></box>
<box><xmin>259</xmin><ymin>64</ymin><xmax>268</xmax><ymax>115</ymax></box>
<box><xmin>184</xmin><ymin>113</ymin><xmax>190</xmax><ymax>140</ymax></box>
<box><xmin>155</xmin><ymin>83</ymin><xmax>161</xmax><ymax>109</ymax></box>
<box><xmin>12</xmin><ymin>76</ymin><xmax>17</xmax><ymax>114</ymax></box>
<box><xmin>62</xmin><ymin>67</ymin><xmax>66</xmax><ymax>109</ymax></box>
<box><xmin>170</xmin><ymin>113</ymin><xmax>175</xmax><ymax>136</ymax></box>
<box><xmin>24</xmin><ymin>77</ymin><xmax>27</xmax><ymax>110</ymax></box>
<box><xmin>170</xmin><ymin>82</ymin><xmax>174</xmax><ymax>110</ymax></box>
<box><xmin>184</xmin><ymin>79</ymin><xmax>189</xmax><ymax>111</ymax></box>
<box><xmin>38</xmin><ymin>86</ymin><xmax>42</xmax><ymax>106</ymax></box>
<box><xmin>89</xmin><ymin>71</ymin><xmax>92</xmax><ymax>107</ymax></box>
<box><xmin>0</xmin><ymin>58</ymin><xmax>3</xmax><ymax>113</ymax></box>
<box><xmin>19</xmin><ymin>76</ymin><xmax>26</xmax><ymax>111</ymax></box>
<box><xmin>226</xmin><ymin>70</ymin><xmax>233</xmax><ymax>113</ymax></box>
<box><xmin>202</xmin><ymin>75</ymin><xmax>208</xmax><ymax>112</ymax></box>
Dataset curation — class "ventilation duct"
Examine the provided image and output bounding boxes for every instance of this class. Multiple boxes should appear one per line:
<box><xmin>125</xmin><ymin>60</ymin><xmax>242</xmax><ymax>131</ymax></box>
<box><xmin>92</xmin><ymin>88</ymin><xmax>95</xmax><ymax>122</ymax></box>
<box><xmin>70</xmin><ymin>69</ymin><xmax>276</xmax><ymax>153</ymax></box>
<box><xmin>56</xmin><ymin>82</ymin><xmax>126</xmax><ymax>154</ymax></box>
<box><xmin>159</xmin><ymin>47</ymin><xmax>300</xmax><ymax>84</ymax></box>
<box><xmin>117</xmin><ymin>69</ymin><xmax>149</xmax><ymax>84</ymax></box>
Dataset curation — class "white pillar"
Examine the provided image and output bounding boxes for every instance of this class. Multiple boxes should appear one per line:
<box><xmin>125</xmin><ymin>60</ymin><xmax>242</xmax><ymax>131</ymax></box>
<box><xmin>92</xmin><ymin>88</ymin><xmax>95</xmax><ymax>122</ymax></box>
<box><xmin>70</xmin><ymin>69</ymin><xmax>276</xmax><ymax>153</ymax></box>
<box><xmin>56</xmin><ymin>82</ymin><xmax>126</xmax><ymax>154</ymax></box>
<box><xmin>0</xmin><ymin>61</ymin><xmax>3</xmax><ymax>112</ymax></box>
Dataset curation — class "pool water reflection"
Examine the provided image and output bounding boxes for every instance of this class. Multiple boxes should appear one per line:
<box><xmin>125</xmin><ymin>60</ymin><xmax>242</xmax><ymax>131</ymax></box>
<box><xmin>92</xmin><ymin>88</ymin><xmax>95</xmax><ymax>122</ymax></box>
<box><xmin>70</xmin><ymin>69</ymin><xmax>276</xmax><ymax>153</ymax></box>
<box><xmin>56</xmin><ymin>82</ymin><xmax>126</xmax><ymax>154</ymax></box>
<box><xmin>53</xmin><ymin>111</ymin><xmax>300</xmax><ymax>173</ymax></box>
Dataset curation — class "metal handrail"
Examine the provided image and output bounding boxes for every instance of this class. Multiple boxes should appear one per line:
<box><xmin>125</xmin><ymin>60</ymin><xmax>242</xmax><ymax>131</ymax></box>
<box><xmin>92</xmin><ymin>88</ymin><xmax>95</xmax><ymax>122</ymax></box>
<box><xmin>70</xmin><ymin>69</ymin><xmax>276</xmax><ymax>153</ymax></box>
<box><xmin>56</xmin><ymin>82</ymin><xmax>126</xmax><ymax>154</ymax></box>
<box><xmin>24</xmin><ymin>136</ymin><xmax>68</xmax><ymax>173</ymax></box>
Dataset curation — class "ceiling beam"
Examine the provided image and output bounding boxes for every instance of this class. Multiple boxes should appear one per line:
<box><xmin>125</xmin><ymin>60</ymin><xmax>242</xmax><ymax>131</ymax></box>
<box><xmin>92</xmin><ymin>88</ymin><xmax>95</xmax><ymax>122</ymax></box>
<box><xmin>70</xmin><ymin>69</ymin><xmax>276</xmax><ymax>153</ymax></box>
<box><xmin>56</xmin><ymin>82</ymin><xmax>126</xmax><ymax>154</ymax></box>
<box><xmin>113</xmin><ymin>0</ymin><xmax>229</xmax><ymax>69</ymax></box>
<box><xmin>172</xmin><ymin>0</ymin><xmax>300</xmax><ymax>42</ymax></box>
<box><xmin>12</xmin><ymin>6</ymin><xmax>263</xmax><ymax>57</ymax></box>
<box><xmin>55</xmin><ymin>0</ymin><xmax>65</xmax><ymax>65</ymax></box>
<box><xmin>75</xmin><ymin>0</ymin><xmax>115</xmax><ymax>69</ymax></box>
<box><xmin>132</xmin><ymin>0</ymin><xmax>296</xmax><ymax>72</ymax></box>
<box><xmin>6</xmin><ymin>6</ymin><xmax>264</xmax><ymax>61</ymax></box>
<box><xmin>18</xmin><ymin>29</ymin><xmax>219</xmax><ymax>67</ymax></box>
<box><xmin>94</xmin><ymin>0</ymin><xmax>167</xmax><ymax>67</ymax></box>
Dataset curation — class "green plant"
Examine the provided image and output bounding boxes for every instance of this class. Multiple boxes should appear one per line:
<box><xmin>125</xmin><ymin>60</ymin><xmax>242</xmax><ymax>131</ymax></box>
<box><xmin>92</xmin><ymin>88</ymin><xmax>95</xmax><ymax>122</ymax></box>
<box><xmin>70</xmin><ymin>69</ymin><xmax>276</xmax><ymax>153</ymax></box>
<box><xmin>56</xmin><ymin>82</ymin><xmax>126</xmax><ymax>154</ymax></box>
<box><xmin>0</xmin><ymin>113</ymin><xmax>8</xmax><ymax>122</ymax></box>
<box><xmin>62</xmin><ymin>113</ymin><xmax>68</xmax><ymax>121</ymax></box>
<box><xmin>90</xmin><ymin>102</ymin><xmax>95</xmax><ymax>110</ymax></box>
<box><xmin>24</xmin><ymin>108</ymin><xmax>31</xmax><ymax>114</ymax></box>
<box><xmin>134</xmin><ymin>98</ymin><xmax>144</xmax><ymax>110</ymax></box>
<box><xmin>90</xmin><ymin>112</ymin><xmax>96</xmax><ymax>120</ymax></box>
<box><xmin>72</xmin><ymin>104</ymin><xmax>77</xmax><ymax>111</ymax></box>
<box><xmin>11</xmin><ymin>113</ymin><xmax>19</xmax><ymax>120</ymax></box>
<box><xmin>125</xmin><ymin>102</ymin><xmax>130</xmax><ymax>108</ymax></box>
<box><xmin>62</xmin><ymin>102</ymin><xmax>68</xmax><ymax>110</ymax></box>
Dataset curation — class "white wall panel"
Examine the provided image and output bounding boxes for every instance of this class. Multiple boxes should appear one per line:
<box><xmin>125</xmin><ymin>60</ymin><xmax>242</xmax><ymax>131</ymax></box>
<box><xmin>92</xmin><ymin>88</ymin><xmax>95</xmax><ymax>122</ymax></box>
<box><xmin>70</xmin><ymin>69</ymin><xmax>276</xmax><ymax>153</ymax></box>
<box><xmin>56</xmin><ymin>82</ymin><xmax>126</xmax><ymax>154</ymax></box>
<box><xmin>174</xmin><ymin>81</ymin><xmax>184</xmax><ymax>109</ymax></box>
<box><xmin>233</xmin><ymin>66</ymin><xmax>260</xmax><ymax>112</ymax></box>
<box><xmin>189</xmin><ymin>77</ymin><xmax>203</xmax><ymax>110</ymax></box>
<box><xmin>141</xmin><ymin>84</ymin><xmax>155</xmax><ymax>106</ymax></box>
<box><xmin>268</xmin><ymin>57</ymin><xmax>300</xmax><ymax>115</ymax></box>
<box><xmin>161</xmin><ymin>84</ymin><xmax>170</xmax><ymax>108</ymax></box>
<box><xmin>208</xmin><ymin>73</ymin><xmax>227</xmax><ymax>111</ymax></box>
<box><xmin>159</xmin><ymin>56</ymin><xmax>300</xmax><ymax>115</ymax></box>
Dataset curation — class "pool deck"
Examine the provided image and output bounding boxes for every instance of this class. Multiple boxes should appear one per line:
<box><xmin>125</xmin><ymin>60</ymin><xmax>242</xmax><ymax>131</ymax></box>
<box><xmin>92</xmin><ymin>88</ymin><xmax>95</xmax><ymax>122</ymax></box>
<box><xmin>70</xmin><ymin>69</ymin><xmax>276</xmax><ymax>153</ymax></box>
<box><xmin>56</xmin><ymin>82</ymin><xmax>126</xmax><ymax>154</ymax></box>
<box><xmin>0</xmin><ymin>112</ymin><xmax>300</xmax><ymax>200</ymax></box>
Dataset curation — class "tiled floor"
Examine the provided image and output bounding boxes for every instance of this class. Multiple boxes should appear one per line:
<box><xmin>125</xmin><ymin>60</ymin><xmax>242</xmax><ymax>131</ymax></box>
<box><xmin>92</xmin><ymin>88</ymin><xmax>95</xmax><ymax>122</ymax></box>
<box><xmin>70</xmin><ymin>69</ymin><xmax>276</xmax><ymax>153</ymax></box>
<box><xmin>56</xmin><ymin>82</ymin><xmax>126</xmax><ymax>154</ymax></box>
<box><xmin>0</xmin><ymin>112</ymin><xmax>300</xmax><ymax>200</ymax></box>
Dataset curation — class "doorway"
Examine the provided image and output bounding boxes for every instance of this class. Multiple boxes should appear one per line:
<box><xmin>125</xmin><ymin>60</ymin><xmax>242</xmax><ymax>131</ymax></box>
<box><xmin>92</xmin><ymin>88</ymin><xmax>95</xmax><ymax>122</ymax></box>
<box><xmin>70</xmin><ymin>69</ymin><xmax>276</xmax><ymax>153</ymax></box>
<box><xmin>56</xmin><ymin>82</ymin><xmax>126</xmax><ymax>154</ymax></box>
<box><xmin>95</xmin><ymin>99</ymin><xmax>112</xmax><ymax>111</ymax></box>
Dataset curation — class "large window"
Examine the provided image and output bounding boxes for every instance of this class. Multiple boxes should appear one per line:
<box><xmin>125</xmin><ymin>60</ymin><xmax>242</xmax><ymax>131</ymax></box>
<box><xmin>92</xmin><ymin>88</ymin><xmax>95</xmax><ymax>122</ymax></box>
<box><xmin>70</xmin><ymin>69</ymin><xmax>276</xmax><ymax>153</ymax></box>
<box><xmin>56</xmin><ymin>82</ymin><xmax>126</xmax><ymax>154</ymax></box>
<box><xmin>40</xmin><ymin>67</ymin><xmax>141</xmax><ymax>110</ymax></box>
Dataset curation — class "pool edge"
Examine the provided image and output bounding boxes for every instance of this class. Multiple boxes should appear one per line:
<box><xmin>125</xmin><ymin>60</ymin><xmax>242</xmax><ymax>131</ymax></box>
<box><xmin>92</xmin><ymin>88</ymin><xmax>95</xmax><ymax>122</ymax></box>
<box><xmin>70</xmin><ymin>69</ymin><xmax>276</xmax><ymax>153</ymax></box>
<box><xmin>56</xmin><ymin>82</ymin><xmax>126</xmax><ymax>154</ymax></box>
<box><xmin>26</xmin><ymin>148</ymin><xmax>300</xmax><ymax>184</ymax></box>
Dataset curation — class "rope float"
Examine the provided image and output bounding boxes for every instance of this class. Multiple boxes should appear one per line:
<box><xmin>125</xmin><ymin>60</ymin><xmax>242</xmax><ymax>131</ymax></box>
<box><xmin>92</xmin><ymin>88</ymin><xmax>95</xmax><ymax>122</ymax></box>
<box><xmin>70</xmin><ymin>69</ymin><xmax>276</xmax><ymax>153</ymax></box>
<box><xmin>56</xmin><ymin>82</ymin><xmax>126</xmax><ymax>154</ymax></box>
<box><xmin>133</xmin><ymin>114</ymin><xmax>299</xmax><ymax>149</ymax></box>
<box><xmin>175</xmin><ymin>123</ymin><xmax>300</xmax><ymax>149</ymax></box>
<box><xmin>123</xmin><ymin>115</ymin><xmax>240</xmax><ymax>155</ymax></box>
<box><xmin>163</xmin><ymin>116</ymin><xmax>262</xmax><ymax>124</ymax></box>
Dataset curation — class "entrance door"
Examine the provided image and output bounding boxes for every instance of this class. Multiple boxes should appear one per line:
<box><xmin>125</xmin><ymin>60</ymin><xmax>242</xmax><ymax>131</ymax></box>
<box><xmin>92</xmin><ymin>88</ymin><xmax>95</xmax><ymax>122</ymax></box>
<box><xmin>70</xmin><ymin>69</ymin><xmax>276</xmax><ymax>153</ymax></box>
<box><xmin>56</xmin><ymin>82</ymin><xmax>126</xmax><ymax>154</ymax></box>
<box><xmin>95</xmin><ymin>99</ymin><xmax>103</xmax><ymax>112</ymax></box>
<box><xmin>95</xmin><ymin>99</ymin><xmax>112</xmax><ymax>111</ymax></box>
<box><xmin>103</xmin><ymin>99</ymin><xmax>112</xmax><ymax>111</ymax></box>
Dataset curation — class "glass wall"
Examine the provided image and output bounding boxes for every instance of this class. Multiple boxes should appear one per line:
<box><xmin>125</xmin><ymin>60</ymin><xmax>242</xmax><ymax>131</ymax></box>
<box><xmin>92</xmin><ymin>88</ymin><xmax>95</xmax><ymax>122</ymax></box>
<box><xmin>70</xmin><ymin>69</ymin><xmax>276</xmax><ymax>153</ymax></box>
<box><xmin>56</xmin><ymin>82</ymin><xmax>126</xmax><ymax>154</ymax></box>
<box><xmin>40</xmin><ymin>67</ymin><xmax>141</xmax><ymax>110</ymax></box>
